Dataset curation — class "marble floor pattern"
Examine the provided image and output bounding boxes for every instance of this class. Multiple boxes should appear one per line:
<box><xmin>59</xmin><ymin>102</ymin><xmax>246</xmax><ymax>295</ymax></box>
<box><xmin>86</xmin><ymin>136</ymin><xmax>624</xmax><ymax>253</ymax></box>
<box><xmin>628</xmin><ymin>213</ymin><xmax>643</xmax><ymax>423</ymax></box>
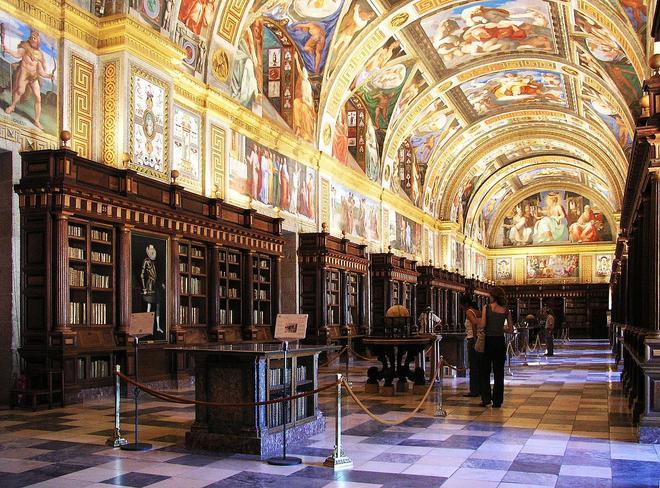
<box><xmin>0</xmin><ymin>340</ymin><xmax>658</xmax><ymax>488</ymax></box>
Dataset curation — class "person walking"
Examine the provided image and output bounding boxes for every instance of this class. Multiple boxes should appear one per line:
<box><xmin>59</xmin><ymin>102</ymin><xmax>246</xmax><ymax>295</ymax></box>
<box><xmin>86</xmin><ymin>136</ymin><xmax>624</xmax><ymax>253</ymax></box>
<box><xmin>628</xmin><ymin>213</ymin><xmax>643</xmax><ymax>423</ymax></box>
<box><xmin>460</xmin><ymin>295</ymin><xmax>480</xmax><ymax>397</ymax></box>
<box><xmin>476</xmin><ymin>287</ymin><xmax>514</xmax><ymax>408</ymax></box>
<box><xmin>544</xmin><ymin>308</ymin><xmax>555</xmax><ymax>356</ymax></box>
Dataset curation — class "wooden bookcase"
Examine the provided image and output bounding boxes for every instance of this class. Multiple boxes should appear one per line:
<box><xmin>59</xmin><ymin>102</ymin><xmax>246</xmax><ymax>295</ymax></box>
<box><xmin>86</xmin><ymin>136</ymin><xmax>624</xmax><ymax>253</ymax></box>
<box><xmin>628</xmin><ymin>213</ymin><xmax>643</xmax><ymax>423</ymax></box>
<box><xmin>298</xmin><ymin>232</ymin><xmax>369</xmax><ymax>344</ymax></box>
<box><xmin>15</xmin><ymin>148</ymin><xmax>284</xmax><ymax>404</ymax></box>
<box><xmin>505</xmin><ymin>284</ymin><xmax>609</xmax><ymax>338</ymax></box>
<box><xmin>177</xmin><ymin>241</ymin><xmax>208</xmax><ymax>327</ymax></box>
<box><xmin>370</xmin><ymin>251</ymin><xmax>419</xmax><ymax>335</ymax></box>
<box><xmin>266</xmin><ymin>353</ymin><xmax>315</xmax><ymax>428</ymax></box>
<box><xmin>417</xmin><ymin>266</ymin><xmax>467</xmax><ymax>329</ymax></box>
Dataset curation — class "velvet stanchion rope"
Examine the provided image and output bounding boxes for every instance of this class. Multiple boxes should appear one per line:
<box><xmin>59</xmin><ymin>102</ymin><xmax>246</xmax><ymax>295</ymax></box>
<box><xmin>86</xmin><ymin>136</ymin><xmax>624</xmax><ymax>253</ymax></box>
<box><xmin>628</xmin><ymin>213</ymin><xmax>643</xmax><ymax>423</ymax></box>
<box><xmin>116</xmin><ymin>371</ymin><xmax>337</xmax><ymax>408</ymax></box>
<box><xmin>340</xmin><ymin>368</ymin><xmax>440</xmax><ymax>426</ymax></box>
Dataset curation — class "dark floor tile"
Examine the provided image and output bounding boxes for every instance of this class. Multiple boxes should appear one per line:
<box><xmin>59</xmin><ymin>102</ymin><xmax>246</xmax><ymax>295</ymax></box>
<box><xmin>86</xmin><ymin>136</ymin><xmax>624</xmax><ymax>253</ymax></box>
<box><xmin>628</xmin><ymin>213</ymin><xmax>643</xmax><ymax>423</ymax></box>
<box><xmin>102</xmin><ymin>472</ymin><xmax>170</xmax><ymax>487</ymax></box>
<box><xmin>556</xmin><ymin>476</ymin><xmax>612</xmax><ymax>488</ymax></box>
<box><xmin>371</xmin><ymin>452</ymin><xmax>421</xmax><ymax>464</ymax></box>
<box><xmin>288</xmin><ymin>466</ymin><xmax>344</xmax><ymax>480</ymax></box>
<box><xmin>611</xmin><ymin>459</ymin><xmax>660</xmax><ymax>488</ymax></box>
<box><xmin>509</xmin><ymin>462</ymin><xmax>562</xmax><ymax>475</ymax></box>
<box><xmin>343</xmin><ymin>470</ymin><xmax>446</xmax><ymax>487</ymax></box>
<box><xmin>165</xmin><ymin>453</ymin><xmax>224</xmax><ymax>466</ymax></box>
<box><xmin>398</xmin><ymin>439</ymin><xmax>449</xmax><ymax>448</ymax></box>
<box><xmin>204</xmin><ymin>471</ymin><xmax>286</xmax><ymax>487</ymax></box>
<box><xmin>288</xmin><ymin>446</ymin><xmax>332</xmax><ymax>457</ymax></box>
<box><xmin>463</xmin><ymin>458</ymin><xmax>512</xmax><ymax>470</ymax></box>
<box><xmin>30</xmin><ymin>440</ymin><xmax>83</xmax><ymax>450</ymax></box>
<box><xmin>440</xmin><ymin>435</ymin><xmax>487</xmax><ymax>449</ymax></box>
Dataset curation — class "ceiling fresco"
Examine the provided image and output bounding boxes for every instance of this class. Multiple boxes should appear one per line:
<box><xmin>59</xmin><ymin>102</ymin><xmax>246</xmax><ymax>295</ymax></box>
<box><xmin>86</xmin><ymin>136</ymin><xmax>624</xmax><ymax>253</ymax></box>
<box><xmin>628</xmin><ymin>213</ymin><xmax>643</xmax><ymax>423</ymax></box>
<box><xmin>126</xmin><ymin>0</ymin><xmax>650</xmax><ymax>248</ymax></box>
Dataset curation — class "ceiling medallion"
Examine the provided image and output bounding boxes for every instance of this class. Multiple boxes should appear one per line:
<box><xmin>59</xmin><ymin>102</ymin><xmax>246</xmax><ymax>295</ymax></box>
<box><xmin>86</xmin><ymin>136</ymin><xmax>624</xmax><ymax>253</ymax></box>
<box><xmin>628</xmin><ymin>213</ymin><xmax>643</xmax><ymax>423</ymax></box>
<box><xmin>322</xmin><ymin>124</ymin><xmax>332</xmax><ymax>146</ymax></box>
<box><xmin>390</xmin><ymin>12</ymin><xmax>409</xmax><ymax>28</ymax></box>
<box><xmin>211</xmin><ymin>49</ymin><xmax>230</xmax><ymax>81</ymax></box>
<box><xmin>383</xmin><ymin>164</ymin><xmax>391</xmax><ymax>182</ymax></box>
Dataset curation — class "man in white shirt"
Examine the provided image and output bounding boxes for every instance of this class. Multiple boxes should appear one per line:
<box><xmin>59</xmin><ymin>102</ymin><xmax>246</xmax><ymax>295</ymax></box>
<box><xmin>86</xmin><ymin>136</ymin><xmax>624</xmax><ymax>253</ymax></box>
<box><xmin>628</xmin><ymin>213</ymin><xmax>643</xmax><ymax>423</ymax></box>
<box><xmin>418</xmin><ymin>306</ymin><xmax>442</xmax><ymax>334</ymax></box>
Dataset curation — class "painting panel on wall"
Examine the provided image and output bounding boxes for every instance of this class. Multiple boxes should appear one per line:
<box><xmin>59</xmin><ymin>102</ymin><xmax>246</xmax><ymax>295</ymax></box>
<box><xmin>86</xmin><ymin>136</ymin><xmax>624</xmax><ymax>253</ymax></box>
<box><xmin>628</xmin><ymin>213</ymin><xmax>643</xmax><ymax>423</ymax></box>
<box><xmin>499</xmin><ymin>189</ymin><xmax>612</xmax><ymax>247</ymax></box>
<box><xmin>229</xmin><ymin>134</ymin><xmax>317</xmax><ymax>220</ymax></box>
<box><xmin>130</xmin><ymin>68</ymin><xmax>169</xmax><ymax>180</ymax></box>
<box><xmin>452</xmin><ymin>240</ymin><xmax>464</xmax><ymax>272</ymax></box>
<box><xmin>0</xmin><ymin>15</ymin><xmax>58</xmax><ymax>136</ymax></box>
<box><xmin>389</xmin><ymin>211</ymin><xmax>421</xmax><ymax>255</ymax></box>
<box><xmin>131</xmin><ymin>233</ymin><xmax>168</xmax><ymax>342</ymax></box>
<box><xmin>526</xmin><ymin>254</ymin><xmax>579</xmax><ymax>279</ymax></box>
<box><xmin>495</xmin><ymin>257</ymin><xmax>512</xmax><ymax>280</ymax></box>
<box><xmin>419</xmin><ymin>0</ymin><xmax>556</xmax><ymax>69</ymax></box>
<box><xmin>172</xmin><ymin>105</ymin><xmax>202</xmax><ymax>188</ymax></box>
<box><xmin>460</xmin><ymin>69</ymin><xmax>567</xmax><ymax>117</ymax></box>
<box><xmin>596</xmin><ymin>254</ymin><xmax>612</xmax><ymax>276</ymax></box>
<box><xmin>329</xmin><ymin>182</ymin><xmax>380</xmax><ymax>243</ymax></box>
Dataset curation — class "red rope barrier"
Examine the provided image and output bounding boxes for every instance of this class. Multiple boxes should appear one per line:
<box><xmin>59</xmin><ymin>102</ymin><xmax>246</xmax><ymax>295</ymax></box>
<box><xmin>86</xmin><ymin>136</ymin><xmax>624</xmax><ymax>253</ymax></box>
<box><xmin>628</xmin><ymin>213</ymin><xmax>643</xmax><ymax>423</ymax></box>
<box><xmin>116</xmin><ymin>371</ymin><xmax>336</xmax><ymax>408</ymax></box>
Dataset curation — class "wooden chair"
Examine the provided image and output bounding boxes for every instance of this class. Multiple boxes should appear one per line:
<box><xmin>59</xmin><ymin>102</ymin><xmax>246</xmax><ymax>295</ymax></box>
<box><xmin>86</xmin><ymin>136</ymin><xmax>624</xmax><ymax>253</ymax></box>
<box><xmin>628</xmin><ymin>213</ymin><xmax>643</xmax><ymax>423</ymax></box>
<box><xmin>10</xmin><ymin>369</ymin><xmax>65</xmax><ymax>411</ymax></box>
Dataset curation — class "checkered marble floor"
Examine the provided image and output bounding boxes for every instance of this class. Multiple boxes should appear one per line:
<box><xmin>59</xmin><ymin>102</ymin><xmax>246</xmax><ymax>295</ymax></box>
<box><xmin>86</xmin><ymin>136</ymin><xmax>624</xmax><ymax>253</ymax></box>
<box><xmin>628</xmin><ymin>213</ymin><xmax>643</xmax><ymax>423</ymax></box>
<box><xmin>1</xmin><ymin>340</ymin><xmax>659</xmax><ymax>488</ymax></box>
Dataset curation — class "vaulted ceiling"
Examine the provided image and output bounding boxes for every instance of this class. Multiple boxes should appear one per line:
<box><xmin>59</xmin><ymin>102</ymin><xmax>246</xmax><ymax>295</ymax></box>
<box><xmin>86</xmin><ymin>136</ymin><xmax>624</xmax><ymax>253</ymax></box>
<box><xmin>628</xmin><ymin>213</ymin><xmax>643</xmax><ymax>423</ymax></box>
<box><xmin>137</xmin><ymin>0</ymin><xmax>651</xmax><ymax>247</ymax></box>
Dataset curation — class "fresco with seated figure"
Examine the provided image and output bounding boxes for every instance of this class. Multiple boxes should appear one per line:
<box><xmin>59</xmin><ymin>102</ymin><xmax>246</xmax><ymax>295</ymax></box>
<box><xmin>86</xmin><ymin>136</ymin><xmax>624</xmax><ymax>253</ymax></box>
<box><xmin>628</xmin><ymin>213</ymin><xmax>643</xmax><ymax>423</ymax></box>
<box><xmin>498</xmin><ymin>190</ymin><xmax>612</xmax><ymax>247</ymax></box>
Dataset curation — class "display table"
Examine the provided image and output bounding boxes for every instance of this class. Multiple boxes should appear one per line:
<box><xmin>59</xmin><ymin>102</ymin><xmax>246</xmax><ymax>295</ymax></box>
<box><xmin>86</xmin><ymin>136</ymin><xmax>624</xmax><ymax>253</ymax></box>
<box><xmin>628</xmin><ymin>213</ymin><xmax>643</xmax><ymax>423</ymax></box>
<box><xmin>438</xmin><ymin>331</ymin><xmax>468</xmax><ymax>377</ymax></box>
<box><xmin>167</xmin><ymin>343</ymin><xmax>336</xmax><ymax>458</ymax></box>
<box><xmin>363</xmin><ymin>335</ymin><xmax>435</xmax><ymax>391</ymax></box>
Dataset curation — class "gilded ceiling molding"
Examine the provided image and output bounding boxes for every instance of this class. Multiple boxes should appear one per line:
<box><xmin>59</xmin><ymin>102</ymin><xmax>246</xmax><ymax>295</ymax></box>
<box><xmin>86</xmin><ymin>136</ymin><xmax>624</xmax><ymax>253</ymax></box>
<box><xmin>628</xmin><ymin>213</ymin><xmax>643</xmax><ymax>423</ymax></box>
<box><xmin>459</xmin><ymin>157</ymin><xmax>621</xmax><ymax>211</ymax></box>
<box><xmin>101</xmin><ymin>60</ymin><xmax>119</xmax><ymax>166</ymax></box>
<box><xmin>438</xmin><ymin>129</ymin><xmax>624</xmax><ymax>210</ymax></box>
<box><xmin>216</xmin><ymin>0</ymin><xmax>252</xmax><ymax>44</ymax></box>
<box><xmin>429</xmin><ymin>117</ymin><xmax>627</xmax><ymax>216</ymax></box>
<box><xmin>318</xmin><ymin>0</ymin><xmax>645</xmax><ymax>144</ymax></box>
<box><xmin>486</xmin><ymin>241</ymin><xmax>616</xmax><ymax>258</ymax></box>
<box><xmin>98</xmin><ymin>15</ymin><xmax>186</xmax><ymax>72</ymax></box>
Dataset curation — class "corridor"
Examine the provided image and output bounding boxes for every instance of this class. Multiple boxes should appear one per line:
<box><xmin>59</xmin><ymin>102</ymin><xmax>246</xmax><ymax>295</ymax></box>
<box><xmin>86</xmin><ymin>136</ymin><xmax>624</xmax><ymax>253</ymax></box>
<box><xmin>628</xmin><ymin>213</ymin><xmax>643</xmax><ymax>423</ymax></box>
<box><xmin>0</xmin><ymin>340</ymin><xmax>658</xmax><ymax>487</ymax></box>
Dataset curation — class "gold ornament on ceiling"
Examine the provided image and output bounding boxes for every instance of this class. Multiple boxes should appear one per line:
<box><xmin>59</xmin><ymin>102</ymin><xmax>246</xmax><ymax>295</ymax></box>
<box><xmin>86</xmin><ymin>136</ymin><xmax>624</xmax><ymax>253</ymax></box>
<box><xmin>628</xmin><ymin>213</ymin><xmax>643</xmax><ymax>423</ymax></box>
<box><xmin>562</xmin><ymin>66</ymin><xmax>578</xmax><ymax>76</ymax></box>
<box><xmin>390</xmin><ymin>13</ymin><xmax>409</xmax><ymax>28</ymax></box>
<box><xmin>211</xmin><ymin>49</ymin><xmax>230</xmax><ymax>81</ymax></box>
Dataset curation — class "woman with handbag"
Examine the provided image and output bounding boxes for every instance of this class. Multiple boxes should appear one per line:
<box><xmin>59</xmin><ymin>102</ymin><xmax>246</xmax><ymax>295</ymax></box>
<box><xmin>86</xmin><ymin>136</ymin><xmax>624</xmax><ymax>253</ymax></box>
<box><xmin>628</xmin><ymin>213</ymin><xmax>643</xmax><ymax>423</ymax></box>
<box><xmin>476</xmin><ymin>287</ymin><xmax>514</xmax><ymax>408</ymax></box>
<box><xmin>460</xmin><ymin>296</ymin><xmax>481</xmax><ymax>397</ymax></box>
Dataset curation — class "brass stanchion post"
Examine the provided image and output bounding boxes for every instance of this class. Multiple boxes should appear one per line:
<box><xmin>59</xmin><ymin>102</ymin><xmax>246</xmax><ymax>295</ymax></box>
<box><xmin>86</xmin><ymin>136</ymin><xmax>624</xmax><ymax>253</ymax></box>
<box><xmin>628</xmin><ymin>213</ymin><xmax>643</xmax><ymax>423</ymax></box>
<box><xmin>434</xmin><ymin>358</ymin><xmax>447</xmax><ymax>417</ymax></box>
<box><xmin>107</xmin><ymin>365</ymin><xmax>128</xmax><ymax>447</ymax></box>
<box><xmin>324</xmin><ymin>374</ymin><xmax>353</xmax><ymax>470</ymax></box>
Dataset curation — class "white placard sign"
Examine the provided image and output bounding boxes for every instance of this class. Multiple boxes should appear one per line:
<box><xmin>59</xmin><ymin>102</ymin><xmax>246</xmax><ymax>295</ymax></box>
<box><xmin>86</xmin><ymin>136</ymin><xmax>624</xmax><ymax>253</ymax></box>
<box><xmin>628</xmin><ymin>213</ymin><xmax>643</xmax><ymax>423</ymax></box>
<box><xmin>274</xmin><ymin>314</ymin><xmax>308</xmax><ymax>340</ymax></box>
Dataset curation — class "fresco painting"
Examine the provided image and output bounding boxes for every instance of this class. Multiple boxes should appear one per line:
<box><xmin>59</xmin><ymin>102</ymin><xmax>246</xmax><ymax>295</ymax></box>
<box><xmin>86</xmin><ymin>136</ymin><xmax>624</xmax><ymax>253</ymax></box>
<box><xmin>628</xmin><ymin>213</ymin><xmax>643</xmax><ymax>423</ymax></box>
<box><xmin>500</xmin><ymin>190</ymin><xmax>612</xmax><ymax>247</ymax></box>
<box><xmin>330</xmin><ymin>182</ymin><xmax>380</xmax><ymax>242</ymax></box>
<box><xmin>132</xmin><ymin>74</ymin><xmax>167</xmax><ymax>175</ymax></box>
<box><xmin>352</xmin><ymin>37</ymin><xmax>404</xmax><ymax>90</ymax></box>
<box><xmin>261</xmin><ymin>0</ymin><xmax>344</xmax><ymax>76</ymax></box>
<box><xmin>172</xmin><ymin>106</ymin><xmax>202</xmax><ymax>186</ymax></box>
<box><xmin>526</xmin><ymin>254</ymin><xmax>579</xmax><ymax>279</ymax></box>
<box><xmin>475</xmin><ymin>183</ymin><xmax>512</xmax><ymax>245</ymax></box>
<box><xmin>389</xmin><ymin>211</ymin><xmax>422</xmax><ymax>255</ymax></box>
<box><xmin>0</xmin><ymin>14</ymin><xmax>58</xmax><ymax>135</ymax></box>
<box><xmin>495</xmin><ymin>257</ymin><xmax>512</xmax><ymax>280</ymax></box>
<box><xmin>460</xmin><ymin>69</ymin><xmax>567</xmax><ymax>117</ymax></box>
<box><xmin>420</xmin><ymin>0</ymin><xmax>555</xmax><ymax>69</ymax></box>
<box><xmin>582</xmin><ymin>84</ymin><xmax>632</xmax><ymax>155</ymax></box>
<box><xmin>391</xmin><ymin>70</ymin><xmax>428</xmax><ymax>120</ymax></box>
<box><xmin>596</xmin><ymin>254</ymin><xmax>612</xmax><ymax>276</ymax></box>
<box><xmin>356</xmin><ymin>62</ymin><xmax>411</xmax><ymax>132</ymax></box>
<box><xmin>228</xmin><ymin>134</ymin><xmax>317</xmax><ymax>220</ymax></box>
<box><xmin>574</xmin><ymin>11</ymin><xmax>642</xmax><ymax>110</ymax></box>
<box><xmin>517</xmin><ymin>167</ymin><xmax>581</xmax><ymax>185</ymax></box>
<box><xmin>328</xmin><ymin>0</ymin><xmax>376</xmax><ymax>72</ymax></box>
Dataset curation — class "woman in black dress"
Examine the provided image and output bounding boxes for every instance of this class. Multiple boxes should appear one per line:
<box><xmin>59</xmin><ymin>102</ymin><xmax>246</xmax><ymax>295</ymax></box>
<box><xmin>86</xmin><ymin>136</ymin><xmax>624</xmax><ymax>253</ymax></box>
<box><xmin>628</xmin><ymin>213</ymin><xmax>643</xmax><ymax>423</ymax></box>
<box><xmin>475</xmin><ymin>287</ymin><xmax>514</xmax><ymax>408</ymax></box>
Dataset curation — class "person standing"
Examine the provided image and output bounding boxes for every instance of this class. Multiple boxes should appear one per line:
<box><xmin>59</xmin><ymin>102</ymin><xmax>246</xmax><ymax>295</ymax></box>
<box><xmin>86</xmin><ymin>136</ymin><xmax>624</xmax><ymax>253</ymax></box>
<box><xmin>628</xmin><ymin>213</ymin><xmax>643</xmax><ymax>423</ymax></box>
<box><xmin>461</xmin><ymin>296</ymin><xmax>480</xmax><ymax>397</ymax></box>
<box><xmin>544</xmin><ymin>308</ymin><xmax>555</xmax><ymax>356</ymax></box>
<box><xmin>418</xmin><ymin>306</ymin><xmax>441</xmax><ymax>334</ymax></box>
<box><xmin>476</xmin><ymin>287</ymin><xmax>514</xmax><ymax>408</ymax></box>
